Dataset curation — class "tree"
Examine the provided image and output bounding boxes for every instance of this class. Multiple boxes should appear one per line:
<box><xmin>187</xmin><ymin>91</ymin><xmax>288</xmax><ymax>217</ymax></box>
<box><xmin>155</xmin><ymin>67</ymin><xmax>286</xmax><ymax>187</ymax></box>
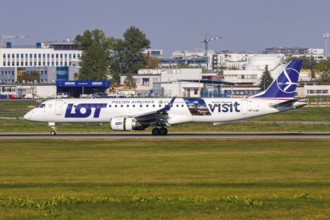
<box><xmin>145</xmin><ymin>52</ymin><xmax>160</xmax><ymax>69</ymax></box>
<box><xmin>75</xmin><ymin>29</ymin><xmax>113</xmax><ymax>80</ymax></box>
<box><xmin>315</xmin><ymin>59</ymin><xmax>330</xmax><ymax>85</ymax></box>
<box><xmin>111</xmin><ymin>26</ymin><xmax>150</xmax><ymax>84</ymax></box>
<box><xmin>285</xmin><ymin>56</ymin><xmax>317</xmax><ymax>70</ymax></box>
<box><xmin>17</xmin><ymin>71</ymin><xmax>40</xmax><ymax>83</ymax></box>
<box><xmin>124</xmin><ymin>73</ymin><xmax>137</xmax><ymax>89</ymax></box>
<box><xmin>259</xmin><ymin>65</ymin><xmax>273</xmax><ymax>90</ymax></box>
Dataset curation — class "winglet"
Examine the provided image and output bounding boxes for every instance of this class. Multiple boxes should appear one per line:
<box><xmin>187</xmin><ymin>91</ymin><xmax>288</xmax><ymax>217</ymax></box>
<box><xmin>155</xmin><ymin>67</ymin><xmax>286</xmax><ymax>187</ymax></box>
<box><xmin>252</xmin><ymin>59</ymin><xmax>302</xmax><ymax>99</ymax></box>
<box><xmin>158</xmin><ymin>97</ymin><xmax>176</xmax><ymax>113</ymax></box>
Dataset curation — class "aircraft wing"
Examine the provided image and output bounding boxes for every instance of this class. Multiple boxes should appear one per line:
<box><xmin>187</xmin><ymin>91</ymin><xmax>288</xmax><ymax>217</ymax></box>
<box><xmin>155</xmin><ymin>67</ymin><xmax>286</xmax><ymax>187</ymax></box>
<box><xmin>271</xmin><ymin>98</ymin><xmax>308</xmax><ymax>109</ymax></box>
<box><xmin>132</xmin><ymin>97</ymin><xmax>176</xmax><ymax>124</ymax></box>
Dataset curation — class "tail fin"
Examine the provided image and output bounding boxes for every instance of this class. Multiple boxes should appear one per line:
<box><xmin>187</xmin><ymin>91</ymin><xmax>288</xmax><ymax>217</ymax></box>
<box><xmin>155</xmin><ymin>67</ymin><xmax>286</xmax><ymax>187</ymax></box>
<box><xmin>252</xmin><ymin>59</ymin><xmax>302</xmax><ymax>99</ymax></box>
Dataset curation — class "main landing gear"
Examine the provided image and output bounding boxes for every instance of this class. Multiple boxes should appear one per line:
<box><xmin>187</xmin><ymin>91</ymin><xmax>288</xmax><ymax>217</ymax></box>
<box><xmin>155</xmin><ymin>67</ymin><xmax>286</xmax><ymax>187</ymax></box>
<box><xmin>152</xmin><ymin>127</ymin><xmax>168</xmax><ymax>135</ymax></box>
<box><xmin>48</xmin><ymin>122</ymin><xmax>57</xmax><ymax>136</ymax></box>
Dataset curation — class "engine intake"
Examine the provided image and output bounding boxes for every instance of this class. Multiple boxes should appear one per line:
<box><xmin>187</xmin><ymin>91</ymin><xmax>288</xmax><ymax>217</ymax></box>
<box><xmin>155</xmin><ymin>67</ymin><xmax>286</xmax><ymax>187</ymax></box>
<box><xmin>110</xmin><ymin>117</ymin><xmax>142</xmax><ymax>131</ymax></box>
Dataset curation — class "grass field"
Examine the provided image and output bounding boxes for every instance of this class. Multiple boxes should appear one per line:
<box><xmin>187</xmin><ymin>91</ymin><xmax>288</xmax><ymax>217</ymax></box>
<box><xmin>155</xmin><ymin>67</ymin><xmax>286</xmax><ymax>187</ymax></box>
<box><xmin>0</xmin><ymin>138</ymin><xmax>329</xmax><ymax>219</ymax></box>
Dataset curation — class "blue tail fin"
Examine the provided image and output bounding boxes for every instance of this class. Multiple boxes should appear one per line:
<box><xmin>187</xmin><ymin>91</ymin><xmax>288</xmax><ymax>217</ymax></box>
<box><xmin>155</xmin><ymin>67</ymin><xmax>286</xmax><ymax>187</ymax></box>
<box><xmin>252</xmin><ymin>59</ymin><xmax>302</xmax><ymax>99</ymax></box>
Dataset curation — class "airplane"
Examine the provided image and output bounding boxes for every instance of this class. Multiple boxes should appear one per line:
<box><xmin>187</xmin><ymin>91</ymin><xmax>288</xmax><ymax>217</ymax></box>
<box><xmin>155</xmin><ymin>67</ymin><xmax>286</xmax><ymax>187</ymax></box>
<box><xmin>24</xmin><ymin>59</ymin><xmax>307</xmax><ymax>135</ymax></box>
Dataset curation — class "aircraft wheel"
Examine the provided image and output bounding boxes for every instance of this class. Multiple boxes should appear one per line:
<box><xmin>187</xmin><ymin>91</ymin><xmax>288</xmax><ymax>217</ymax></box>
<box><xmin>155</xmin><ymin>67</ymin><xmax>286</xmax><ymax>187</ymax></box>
<box><xmin>159</xmin><ymin>127</ymin><xmax>168</xmax><ymax>135</ymax></box>
<box><xmin>51</xmin><ymin>131</ymin><xmax>56</xmax><ymax>136</ymax></box>
<box><xmin>152</xmin><ymin>128</ymin><xmax>160</xmax><ymax>135</ymax></box>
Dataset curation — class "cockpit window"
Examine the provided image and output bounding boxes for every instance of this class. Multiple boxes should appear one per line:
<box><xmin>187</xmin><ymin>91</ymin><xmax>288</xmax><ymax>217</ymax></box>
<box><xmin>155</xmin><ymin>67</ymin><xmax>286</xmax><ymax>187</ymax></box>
<box><xmin>37</xmin><ymin>104</ymin><xmax>46</xmax><ymax>108</ymax></box>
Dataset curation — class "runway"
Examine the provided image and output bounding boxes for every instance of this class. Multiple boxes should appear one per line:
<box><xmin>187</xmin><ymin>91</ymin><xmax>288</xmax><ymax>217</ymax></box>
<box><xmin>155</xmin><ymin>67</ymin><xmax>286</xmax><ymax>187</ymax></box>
<box><xmin>1</xmin><ymin>132</ymin><xmax>330</xmax><ymax>139</ymax></box>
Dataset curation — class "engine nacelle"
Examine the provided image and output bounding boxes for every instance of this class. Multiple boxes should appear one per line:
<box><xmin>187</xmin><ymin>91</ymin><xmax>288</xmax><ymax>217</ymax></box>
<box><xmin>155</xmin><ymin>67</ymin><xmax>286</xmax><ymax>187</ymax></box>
<box><xmin>110</xmin><ymin>117</ymin><xmax>139</xmax><ymax>131</ymax></box>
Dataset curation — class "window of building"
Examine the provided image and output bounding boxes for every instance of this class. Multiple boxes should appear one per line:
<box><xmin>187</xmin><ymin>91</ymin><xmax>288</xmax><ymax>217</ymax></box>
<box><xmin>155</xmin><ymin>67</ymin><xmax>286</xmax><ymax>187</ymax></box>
<box><xmin>142</xmin><ymin>78</ymin><xmax>150</xmax><ymax>86</ymax></box>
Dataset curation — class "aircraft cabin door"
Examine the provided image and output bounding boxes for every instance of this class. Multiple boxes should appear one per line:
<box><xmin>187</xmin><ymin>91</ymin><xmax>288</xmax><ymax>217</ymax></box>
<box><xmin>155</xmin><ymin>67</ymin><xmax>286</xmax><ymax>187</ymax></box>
<box><xmin>241</xmin><ymin>99</ymin><xmax>248</xmax><ymax>115</ymax></box>
<box><xmin>55</xmin><ymin>100</ymin><xmax>63</xmax><ymax>115</ymax></box>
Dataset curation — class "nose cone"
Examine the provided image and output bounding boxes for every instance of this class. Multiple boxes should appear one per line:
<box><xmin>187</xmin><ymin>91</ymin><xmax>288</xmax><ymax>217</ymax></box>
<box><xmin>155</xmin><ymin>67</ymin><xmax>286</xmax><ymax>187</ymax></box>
<box><xmin>24</xmin><ymin>111</ymin><xmax>32</xmax><ymax>120</ymax></box>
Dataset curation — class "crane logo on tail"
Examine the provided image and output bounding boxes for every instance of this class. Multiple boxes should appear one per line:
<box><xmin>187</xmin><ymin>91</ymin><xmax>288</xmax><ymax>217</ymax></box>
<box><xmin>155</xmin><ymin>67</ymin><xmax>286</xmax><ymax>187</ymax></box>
<box><xmin>276</xmin><ymin>68</ymin><xmax>299</xmax><ymax>94</ymax></box>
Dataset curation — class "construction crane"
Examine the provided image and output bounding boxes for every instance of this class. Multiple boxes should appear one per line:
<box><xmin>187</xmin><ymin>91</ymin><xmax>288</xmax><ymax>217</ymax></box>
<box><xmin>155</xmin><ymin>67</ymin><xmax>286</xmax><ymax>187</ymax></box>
<box><xmin>201</xmin><ymin>34</ymin><xmax>221</xmax><ymax>56</ymax></box>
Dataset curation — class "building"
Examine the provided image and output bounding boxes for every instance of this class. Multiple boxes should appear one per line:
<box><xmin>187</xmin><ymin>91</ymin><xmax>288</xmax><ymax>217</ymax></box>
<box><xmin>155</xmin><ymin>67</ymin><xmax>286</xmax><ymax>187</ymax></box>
<box><xmin>121</xmin><ymin>68</ymin><xmax>219</xmax><ymax>97</ymax></box>
<box><xmin>265</xmin><ymin>47</ymin><xmax>325</xmax><ymax>60</ymax></box>
<box><xmin>223</xmin><ymin>54</ymin><xmax>285</xmax><ymax>86</ymax></box>
<box><xmin>0</xmin><ymin>41</ymin><xmax>82</xmax><ymax>84</ymax></box>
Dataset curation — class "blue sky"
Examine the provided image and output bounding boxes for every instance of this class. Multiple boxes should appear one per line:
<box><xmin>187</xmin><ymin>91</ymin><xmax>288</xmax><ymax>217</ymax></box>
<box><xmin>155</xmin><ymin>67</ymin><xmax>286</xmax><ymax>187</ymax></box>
<box><xmin>1</xmin><ymin>0</ymin><xmax>329</xmax><ymax>55</ymax></box>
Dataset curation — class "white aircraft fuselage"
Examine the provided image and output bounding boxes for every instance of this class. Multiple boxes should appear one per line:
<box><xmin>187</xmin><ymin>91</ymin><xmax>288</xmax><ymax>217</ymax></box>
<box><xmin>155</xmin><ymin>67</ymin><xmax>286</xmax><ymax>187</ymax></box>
<box><xmin>24</xmin><ymin>97</ymin><xmax>295</xmax><ymax>124</ymax></box>
<box><xmin>24</xmin><ymin>59</ymin><xmax>306</xmax><ymax>135</ymax></box>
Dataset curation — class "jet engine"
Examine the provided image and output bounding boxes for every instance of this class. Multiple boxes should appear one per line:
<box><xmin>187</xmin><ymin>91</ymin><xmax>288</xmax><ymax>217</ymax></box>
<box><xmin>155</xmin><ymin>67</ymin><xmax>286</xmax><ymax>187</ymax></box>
<box><xmin>110</xmin><ymin>117</ymin><xmax>144</xmax><ymax>131</ymax></box>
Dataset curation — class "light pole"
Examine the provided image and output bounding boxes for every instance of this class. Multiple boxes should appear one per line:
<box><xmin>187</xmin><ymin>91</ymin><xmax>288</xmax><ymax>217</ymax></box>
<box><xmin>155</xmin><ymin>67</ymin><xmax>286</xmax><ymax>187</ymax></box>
<box><xmin>323</xmin><ymin>32</ymin><xmax>329</xmax><ymax>58</ymax></box>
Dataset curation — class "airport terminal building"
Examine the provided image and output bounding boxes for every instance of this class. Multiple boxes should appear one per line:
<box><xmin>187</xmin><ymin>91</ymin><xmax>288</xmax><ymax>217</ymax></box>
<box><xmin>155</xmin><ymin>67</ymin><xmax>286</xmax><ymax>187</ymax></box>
<box><xmin>0</xmin><ymin>41</ymin><xmax>81</xmax><ymax>83</ymax></box>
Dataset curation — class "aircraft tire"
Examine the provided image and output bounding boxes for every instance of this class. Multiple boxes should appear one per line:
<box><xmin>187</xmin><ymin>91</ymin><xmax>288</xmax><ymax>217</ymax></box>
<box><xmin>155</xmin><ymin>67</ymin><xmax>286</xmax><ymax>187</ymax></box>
<box><xmin>51</xmin><ymin>131</ymin><xmax>56</xmax><ymax>136</ymax></box>
<box><xmin>152</xmin><ymin>128</ymin><xmax>160</xmax><ymax>135</ymax></box>
<box><xmin>159</xmin><ymin>127</ymin><xmax>168</xmax><ymax>135</ymax></box>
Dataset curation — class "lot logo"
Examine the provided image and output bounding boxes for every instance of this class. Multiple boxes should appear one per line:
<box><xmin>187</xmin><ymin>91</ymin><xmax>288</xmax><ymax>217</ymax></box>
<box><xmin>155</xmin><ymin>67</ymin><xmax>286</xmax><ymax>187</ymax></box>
<box><xmin>65</xmin><ymin>103</ymin><xmax>107</xmax><ymax>118</ymax></box>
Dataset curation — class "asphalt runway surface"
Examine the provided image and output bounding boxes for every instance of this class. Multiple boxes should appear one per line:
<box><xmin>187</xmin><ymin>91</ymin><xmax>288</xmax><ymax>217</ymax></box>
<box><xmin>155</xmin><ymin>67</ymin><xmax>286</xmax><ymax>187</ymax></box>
<box><xmin>1</xmin><ymin>132</ymin><xmax>330</xmax><ymax>139</ymax></box>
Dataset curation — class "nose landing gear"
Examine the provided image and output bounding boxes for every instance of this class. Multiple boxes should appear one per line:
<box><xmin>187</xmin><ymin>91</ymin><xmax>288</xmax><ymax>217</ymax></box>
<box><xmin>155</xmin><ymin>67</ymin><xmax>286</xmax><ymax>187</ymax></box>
<box><xmin>48</xmin><ymin>122</ymin><xmax>57</xmax><ymax>136</ymax></box>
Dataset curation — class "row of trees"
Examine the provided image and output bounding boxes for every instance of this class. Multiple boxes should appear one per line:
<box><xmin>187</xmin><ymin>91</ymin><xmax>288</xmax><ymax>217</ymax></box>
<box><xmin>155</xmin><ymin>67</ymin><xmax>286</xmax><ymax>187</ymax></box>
<box><xmin>259</xmin><ymin>57</ymin><xmax>330</xmax><ymax>90</ymax></box>
<box><xmin>74</xmin><ymin>27</ymin><xmax>159</xmax><ymax>86</ymax></box>
<box><xmin>286</xmin><ymin>56</ymin><xmax>330</xmax><ymax>85</ymax></box>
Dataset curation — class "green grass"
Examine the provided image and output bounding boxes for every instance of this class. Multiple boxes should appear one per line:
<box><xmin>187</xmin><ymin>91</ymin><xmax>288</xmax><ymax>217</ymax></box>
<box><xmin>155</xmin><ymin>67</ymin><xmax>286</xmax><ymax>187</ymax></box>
<box><xmin>0</xmin><ymin>100</ymin><xmax>37</xmax><ymax>111</ymax></box>
<box><xmin>0</xmin><ymin>138</ymin><xmax>329</xmax><ymax>219</ymax></box>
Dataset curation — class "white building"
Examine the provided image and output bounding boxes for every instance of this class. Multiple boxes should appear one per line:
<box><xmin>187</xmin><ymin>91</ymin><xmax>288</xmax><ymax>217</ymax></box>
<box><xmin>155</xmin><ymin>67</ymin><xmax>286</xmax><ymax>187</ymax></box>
<box><xmin>121</xmin><ymin>68</ymin><xmax>205</xmax><ymax>97</ymax></box>
<box><xmin>0</xmin><ymin>42</ymin><xmax>82</xmax><ymax>83</ymax></box>
<box><xmin>223</xmin><ymin>54</ymin><xmax>285</xmax><ymax>86</ymax></box>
